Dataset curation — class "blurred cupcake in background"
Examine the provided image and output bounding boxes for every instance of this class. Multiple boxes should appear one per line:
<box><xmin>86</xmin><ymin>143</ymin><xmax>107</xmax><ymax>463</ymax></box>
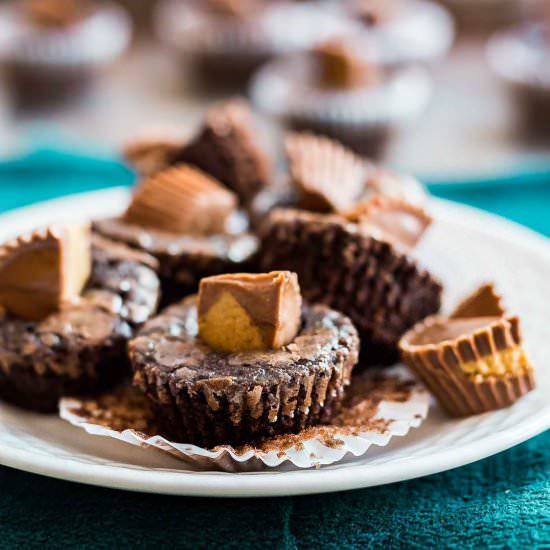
<box><xmin>329</xmin><ymin>0</ymin><xmax>454</xmax><ymax>66</ymax></box>
<box><xmin>436</xmin><ymin>0</ymin><xmax>534</xmax><ymax>35</ymax></box>
<box><xmin>111</xmin><ymin>0</ymin><xmax>159</xmax><ymax>35</ymax></box>
<box><xmin>249</xmin><ymin>38</ymin><xmax>433</xmax><ymax>158</ymax></box>
<box><xmin>487</xmin><ymin>2</ymin><xmax>550</xmax><ymax>135</ymax></box>
<box><xmin>0</xmin><ymin>0</ymin><xmax>131</xmax><ymax>106</ymax></box>
<box><xmin>155</xmin><ymin>0</ymin><xmax>358</xmax><ymax>90</ymax></box>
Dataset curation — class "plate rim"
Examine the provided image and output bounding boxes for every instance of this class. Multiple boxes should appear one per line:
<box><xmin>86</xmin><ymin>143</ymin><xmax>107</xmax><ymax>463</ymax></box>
<box><xmin>0</xmin><ymin>188</ymin><xmax>548</xmax><ymax>498</ymax></box>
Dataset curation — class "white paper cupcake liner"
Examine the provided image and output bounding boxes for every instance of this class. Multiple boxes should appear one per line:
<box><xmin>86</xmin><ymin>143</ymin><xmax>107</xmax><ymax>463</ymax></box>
<box><xmin>0</xmin><ymin>3</ymin><xmax>131</xmax><ymax>68</ymax></box>
<box><xmin>156</xmin><ymin>0</ymin><xmax>357</xmax><ymax>58</ymax></box>
<box><xmin>59</xmin><ymin>366</ymin><xmax>430</xmax><ymax>472</ymax></box>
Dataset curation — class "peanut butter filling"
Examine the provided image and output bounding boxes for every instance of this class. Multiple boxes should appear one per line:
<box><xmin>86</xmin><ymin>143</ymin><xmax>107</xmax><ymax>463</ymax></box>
<box><xmin>461</xmin><ymin>345</ymin><xmax>531</xmax><ymax>378</ymax></box>
<box><xmin>0</xmin><ymin>223</ymin><xmax>91</xmax><ymax>321</ymax></box>
<box><xmin>198</xmin><ymin>271</ymin><xmax>302</xmax><ymax>353</ymax></box>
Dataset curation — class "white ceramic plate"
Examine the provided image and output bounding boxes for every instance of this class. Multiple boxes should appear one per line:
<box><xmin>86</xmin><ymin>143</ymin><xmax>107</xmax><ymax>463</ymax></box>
<box><xmin>0</xmin><ymin>188</ymin><xmax>548</xmax><ymax>497</ymax></box>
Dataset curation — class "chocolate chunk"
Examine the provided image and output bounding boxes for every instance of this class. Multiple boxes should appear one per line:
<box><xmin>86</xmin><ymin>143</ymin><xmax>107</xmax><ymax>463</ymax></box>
<box><xmin>342</xmin><ymin>195</ymin><xmax>432</xmax><ymax>250</ymax></box>
<box><xmin>0</xmin><ymin>223</ymin><xmax>91</xmax><ymax>321</ymax></box>
<box><xmin>123</xmin><ymin>137</ymin><xmax>186</xmax><ymax>178</ymax></box>
<box><xmin>178</xmin><ymin>99</ymin><xmax>271</xmax><ymax>204</ymax></box>
<box><xmin>123</xmin><ymin>164</ymin><xmax>238</xmax><ymax>235</ymax></box>
<box><xmin>198</xmin><ymin>271</ymin><xmax>302</xmax><ymax>352</ymax></box>
<box><xmin>285</xmin><ymin>132</ymin><xmax>367</xmax><ymax>213</ymax></box>
<box><xmin>450</xmin><ymin>283</ymin><xmax>506</xmax><ymax>319</ymax></box>
<box><xmin>313</xmin><ymin>39</ymin><xmax>380</xmax><ymax>89</ymax></box>
<box><xmin>260</xmin><ymin>208</ymin><xmax>442</xmax><ymax>365</ymax></box>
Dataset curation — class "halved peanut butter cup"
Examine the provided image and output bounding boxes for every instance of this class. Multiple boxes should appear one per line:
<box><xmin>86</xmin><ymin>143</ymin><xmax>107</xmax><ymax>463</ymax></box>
<box><xmin>400</xmin><ymin>314</ymin><xmax>535</xmax><ymax>417</ymax></box>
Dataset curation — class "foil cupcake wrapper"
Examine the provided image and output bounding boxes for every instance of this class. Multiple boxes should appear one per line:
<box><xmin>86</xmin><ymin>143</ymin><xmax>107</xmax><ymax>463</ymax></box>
<box><xmin>400</xmin><ymin>315</ymin><xmax>536</xmax><ymax>416</ymax></box>
<box><xmin>0</xmin><ymin>4</ymin><xmax>131</xmax><ymax>68</ymax></box>
<box><xmin>59</xmin><ymin>366</ymin><xmax>430</xmax><ymax>472</ymax></box>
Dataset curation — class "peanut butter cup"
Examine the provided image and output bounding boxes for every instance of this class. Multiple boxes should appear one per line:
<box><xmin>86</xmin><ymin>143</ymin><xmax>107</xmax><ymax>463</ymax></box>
<box><xmin>129</xmin><ymin>272</ymin><xmax>359</xmax><ymax>446</ymax></box>
<box><xmin>259</xmin><ymin>208</ymin><xmax>442</xmax><ymax>365</ymax></box>
<box><xmin>400</xmin><ymin>314</ymin><xmax>535</xmax><ymax>417</ymax></box>
<box><xmin>0</xmin><ymin>229</ymin><xmax>160</xmax><ymax>412</ymax></box>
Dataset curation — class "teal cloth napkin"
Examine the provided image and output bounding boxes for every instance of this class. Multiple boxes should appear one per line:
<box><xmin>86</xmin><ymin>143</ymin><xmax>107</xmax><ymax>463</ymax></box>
<box><xmin>0</xmin><ymin>149</ymin><xmax>548</xmax><ymax>549</ymax></box>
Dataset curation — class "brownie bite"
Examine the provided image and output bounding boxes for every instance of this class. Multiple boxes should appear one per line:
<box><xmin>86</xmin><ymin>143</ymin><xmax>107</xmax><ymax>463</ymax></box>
<box><xmin>129</xmin><ymin>271</ymin><xmax>359</xmax><ymax>446</ymax></box>
<box><xmin>0</xmin><ymin>227</ymin><xmax>160</xmax><ymax>412</ymax></box>
<box><xmin>0</xmin><ymin>0</ymin><xmax>131</xmax><ymax>106</ymax></box>
<box><xmin>259</xmin><ymin>209</ymin><xmax>442</xmax><ymax>365</ymax></box>
<box><xmin>250</xmin><ymin>39</ymin><xmax>433</xmax><ymax>158</ymax></box>
<box><xmin>177</xmin><ymin>99</ymin><xmax>271</xmax><ymax>206</ymax></box>
<box><xmin>93</xmin><ymin>164</ymin><xmax>259</xmax><ymax>304</ymax></box>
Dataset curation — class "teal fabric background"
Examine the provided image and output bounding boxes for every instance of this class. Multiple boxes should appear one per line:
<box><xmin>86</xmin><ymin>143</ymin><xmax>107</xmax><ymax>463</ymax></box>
<box><xmin>0</xmin><ymin>150</ymin><xmax>548</xmax><ymax>549</ymax></box>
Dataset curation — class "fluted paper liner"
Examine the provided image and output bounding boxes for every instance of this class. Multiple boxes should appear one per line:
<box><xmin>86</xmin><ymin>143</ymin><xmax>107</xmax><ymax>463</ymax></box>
<box><xmin>400</xmin><ymin>315</ymin><xmax>535</xmax><ymax>417</ymax></box>
<box><xmin>59</xmin><ymin>366</ymin><xmax>430</xmax><ymax>472</ymax></box>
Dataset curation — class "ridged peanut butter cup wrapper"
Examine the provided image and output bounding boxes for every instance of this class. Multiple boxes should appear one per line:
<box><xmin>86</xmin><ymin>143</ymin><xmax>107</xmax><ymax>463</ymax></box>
<box><xmin>399</xmin><ymin>315</ymin><xmax>536</xmax><ymax>417</ymax></box>
<box><xmin>59</xmin><ymin>366</ymin><xmax>430</xmax><ymax>472</ymax></box>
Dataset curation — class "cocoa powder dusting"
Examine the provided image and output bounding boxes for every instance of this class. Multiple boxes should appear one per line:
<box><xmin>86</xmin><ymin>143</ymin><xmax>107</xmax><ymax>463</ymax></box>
<box><xmin>66</xmin><ymin>372</ymin><xmax>413</xmax><ymax>457</ymax></box>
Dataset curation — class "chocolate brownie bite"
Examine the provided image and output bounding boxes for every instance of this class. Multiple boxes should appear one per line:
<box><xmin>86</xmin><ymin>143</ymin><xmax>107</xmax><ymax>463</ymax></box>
<box><xmin>0</xmin><ymin>226</ymin><xmax>160</xmax><ymax>413</ymax></box>
<box><xmin>155</xmin><ymin>0</ymin><xmax>356</xmax><ymax>90</ymax></box>
<box><xmin>0</xmin><ymin>0</ymin><xmax>131</xmax><ymax>106</ymax></box>
<box><xmin>250</xmin><ymin>39</ymin><xmax>433</xmax><ymax>158</ymax></box>
<box><xmin>177</xmin><ymin>99</ymin><xmax>271</xmax><ymax>206</ymax></box>
<box><xmin>129</xmin><ymin>271</ymin><xmax>359</xmax><ymax>446</ymax></box>
<box><xmin>93</xmin><ymin>164</ymin><xmax>259</xmax><ymax>304</ymax></box>
<box><xmin>487</xmin><ymin>14</ymin><xmax>550</xmax><ymax>135</ymax></box>
<box><xmin>259</xmin><ymin>209</ymin><xmax>442</xmax><ymax>365</ymax></box>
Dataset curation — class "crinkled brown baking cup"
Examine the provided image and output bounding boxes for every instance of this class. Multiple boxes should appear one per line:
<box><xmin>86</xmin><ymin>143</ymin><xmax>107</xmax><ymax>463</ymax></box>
<box><xmin>259</xmin><ymin>208</ymin><xmax>442</xmax><ymax>365</ymax></box>
<box><xmin>128</xmin><ymin>296</ymin><xmax>359</xmax><ymax>447</ymax></box>
<box><xmin>93</xmin><ymin>218</ymin><xmax>259</xmax><ymax>305</ymax></box>
<box><xmin>399</xmin><ymin>315</ymin><xmax>535</xmax><ymax>417</ymax></box>
<box><xmin>0</xmin><ymin>236</ymin><xmax>160</xmax><ymax>413</ymax></box>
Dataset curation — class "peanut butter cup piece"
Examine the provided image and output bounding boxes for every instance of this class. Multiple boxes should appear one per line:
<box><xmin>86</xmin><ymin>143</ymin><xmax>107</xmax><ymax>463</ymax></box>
<box><xmin>259</xmin><ymin>208</ymin><xmax>442</xmax><ymax>365</ymax></box>
<box><xmin>22</xmin><ymin>0</ymin><xmax>92</xmax><ymax>27</ymax></box>
<box><xmin>313</xmin><ymin>39</ymin><xmax>380</xmax><ymax>90</ymax></box>
<box><xmin>123</xmin><ymin>137</ymin><xmax>186</xmax><ymax>178</ymax></box>
<box><xmin>178</xmin><ymin>99</ymin><xmax>271</xmax><ymax>204</ymax></box>
<box><xmin>0</xmin><ymin>223</ymin><xmax>91</xmax><ymax>321</ymax></box>
<box><xmin>450</xmin><ymin>283</ymin><xmax>506</xmax><ymax>319</ymax></box>
<box><xmin>342</xmin><ymin>195</ymin><xmax>432</xmax><ymax>250</ymax></box>
<box><xmin>123</xmin><ymin>164</ymin><xmax>238</xmax><ymax>235</ymax></box>
<box><xmin>198</xmin><ymin>271</ymin><xmax>302</xmax><ymax>352</ymax></box>
<box><xmin>129</xmin><ymin>293</ymin><xmax>359</xmax><ymax>446</ymax></box>
<box><xmin>285</xmin><ymin>132</ymin><xmax>367</xmax><ymax>213</ymax></box>
<box><xmin>400</xmin><ymin>315</ymin><xmax>535</xmax><ymax>416</ymax></box>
